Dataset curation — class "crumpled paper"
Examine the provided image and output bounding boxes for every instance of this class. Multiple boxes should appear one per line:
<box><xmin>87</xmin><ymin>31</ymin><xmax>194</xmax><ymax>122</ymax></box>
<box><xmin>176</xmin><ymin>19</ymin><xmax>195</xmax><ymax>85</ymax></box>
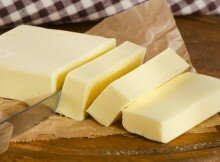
<box><xmin>10</xmin><ymin>113</ymin><xmax>220</xmax><ymax>142</ymax></box>
<box><xmin>0</xmin><ymin>0</ymin><xmax>219</xmax><ymax>142</ymax></box>
<box><xmin>11</xmin><ymin>115</ymin><xmax>127</xmax><ymax>142</ymax></box>
<box><xmin>87</xmin><ymin>0</ymin><xmax>192</xmax><ymax>66</ymax></box>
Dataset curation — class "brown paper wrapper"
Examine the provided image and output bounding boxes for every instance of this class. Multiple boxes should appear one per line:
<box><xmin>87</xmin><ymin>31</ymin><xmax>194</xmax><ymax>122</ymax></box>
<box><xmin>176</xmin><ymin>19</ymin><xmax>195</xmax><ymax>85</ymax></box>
<box><xmin>0</xmin><ymin>0</ymin><xmax>219</xmax><ymax>142</ymax></box>
<box><xmin>10</xmin><ymin>113</ymin><xmax>220</xmax><ymax>142</ymax></box>
<box><xmin>87</xmin><ymin>0</ymin><xmax>192</xmax><ymax>65</ymax></box>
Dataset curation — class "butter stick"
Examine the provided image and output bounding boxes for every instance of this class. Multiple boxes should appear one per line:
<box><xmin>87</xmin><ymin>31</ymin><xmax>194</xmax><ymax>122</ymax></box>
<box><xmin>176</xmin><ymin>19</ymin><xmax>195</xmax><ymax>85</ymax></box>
<box><xmin>0</xmin><ymin>25</ymin><xmax>116</xmax><ymax>105</ymax></box>
<box><xmin>87</xmin><ymin>48</ymin><xmax>190</xmax><ymax>126</ymax></box>
<box><xmin>122</xmin><ymin>72</ymin><xmax>220</xmax><ymax>143</ymax></box>
<box><xmin>56</xmin><ymin>41</ymin><xmax>146</xmax><ymax>120</ymax></box>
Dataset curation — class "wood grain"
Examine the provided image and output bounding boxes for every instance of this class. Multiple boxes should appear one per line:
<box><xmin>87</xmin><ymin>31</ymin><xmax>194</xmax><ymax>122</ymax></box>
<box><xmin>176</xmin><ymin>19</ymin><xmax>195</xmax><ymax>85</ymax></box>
<box><xmin>175</xmin><ymin>16</ymin><xmax>220</xmax><ymax>78</ymax></box>
<box><xmin>0</xmin><ymin>16</ymin><xmax>220</xmax><ymax>161</ymax></box>
<box><xmin>1</xmin><ymin>134</ymin><xmax>220</xmax><ymax>162</ymax></box>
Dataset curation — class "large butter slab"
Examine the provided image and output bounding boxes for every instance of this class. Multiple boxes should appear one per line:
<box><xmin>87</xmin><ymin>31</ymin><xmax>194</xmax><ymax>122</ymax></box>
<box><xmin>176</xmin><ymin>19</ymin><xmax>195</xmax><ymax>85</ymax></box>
<box><xmin>87</xmin><ymin>48</ymin><xmax>190</xmax><ymax>126</ymax></box>
<box><xmin>0</xmin><ymin>25</ymin><xmax>116</xmax><ymax>105</ymax></box>
<box><xmin>122</xmin><ymin>72</ymin><xmax>220</xmax><ymax>143</ymax></box>
<box><xmin>56</xmin><ymin>41</ymin><xmax>146</xmax><ymax>121</ymax></box>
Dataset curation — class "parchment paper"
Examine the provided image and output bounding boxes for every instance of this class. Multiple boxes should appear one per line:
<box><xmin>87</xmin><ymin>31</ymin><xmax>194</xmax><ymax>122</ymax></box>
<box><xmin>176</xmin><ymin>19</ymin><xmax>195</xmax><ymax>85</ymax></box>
<box><xmin>1</xmin><ymin>0</ymin><xmax>219</xmax><ymax>142</ymax></box>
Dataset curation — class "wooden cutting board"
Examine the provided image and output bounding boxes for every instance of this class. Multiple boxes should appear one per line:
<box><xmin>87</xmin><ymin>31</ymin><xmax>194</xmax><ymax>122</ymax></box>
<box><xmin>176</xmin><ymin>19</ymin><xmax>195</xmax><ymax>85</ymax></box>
<box><xmin>0</xmin><ymin>16</ymin><xmax>220</xmax><ymax>161</ymax></box>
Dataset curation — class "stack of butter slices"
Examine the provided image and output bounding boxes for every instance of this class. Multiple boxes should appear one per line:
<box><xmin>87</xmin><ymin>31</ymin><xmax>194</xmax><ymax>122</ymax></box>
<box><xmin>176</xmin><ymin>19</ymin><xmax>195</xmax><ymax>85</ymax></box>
<box><xmin>0</xmin><ymin>25</ymin><xmax>219</xmax><ymax>143</ymax></box>
<box><xmin>87</xmin><ymin>48</ymin><xmax>190</xmax><ymax>126</ymax></box>
<box><xmin>56</xmin><ymin>41</ymin><xmax>146</xmax><ymax>121</ymax></box>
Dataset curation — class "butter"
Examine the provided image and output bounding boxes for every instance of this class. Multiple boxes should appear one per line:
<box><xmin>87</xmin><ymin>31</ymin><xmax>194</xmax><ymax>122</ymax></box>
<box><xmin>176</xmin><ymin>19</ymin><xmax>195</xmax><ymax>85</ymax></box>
<box><xmin>0</xmin><ymin>25</ymin><xmax>116</xmax><ymax>105</ymax></box>
<box><xmin>56</xmin><ymin>41</ymin><xmax>146</xmax><ymax>120</ymax></box>
<box><xmin>122</xmin><ymin>72</ymin><xmax>220</xmax><ymax>143</ymax></box>
<box><xmin>87</xmin><ymin>48</ymin><xmax>190</xmax><ymax>126</ymax></box>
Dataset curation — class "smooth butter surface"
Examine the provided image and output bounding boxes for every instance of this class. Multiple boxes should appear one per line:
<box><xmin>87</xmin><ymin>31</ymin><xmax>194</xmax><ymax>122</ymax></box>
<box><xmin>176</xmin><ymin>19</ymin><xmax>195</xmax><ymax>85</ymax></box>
<box><xmin>122</xmin><ymin>72</ymin><xmax>220</xmax><ymax>143</ymax></box>
<box><xmin>56</xmin><ymin>41</ymin><xmax>146</xmax><ymax>120</ymax></box>
<box><xmin>0</xmin><ymin>25</ymin><xmax>116</xmax><ymax>105</ymax></box>
<box><xmin>87</xmin><ymin>48</ymin><xmax>190</xmax><ymax>126</ymax></box>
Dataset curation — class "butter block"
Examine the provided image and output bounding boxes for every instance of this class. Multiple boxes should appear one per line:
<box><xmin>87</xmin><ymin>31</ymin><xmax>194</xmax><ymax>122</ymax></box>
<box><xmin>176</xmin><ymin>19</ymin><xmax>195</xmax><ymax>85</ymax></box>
<box><xmin>0</xmin><ymin>25</ymin><xmax>116</xmax><ymax>105</ymax></box>
<box><xmin>87</xmin><ymin>48</ymin><xmax>190</xmax><ymax>126</ymax></box>
<box><xmin>122</xmin><ymin>72</ymin><xmax>220</xmax><ymax>143</ymax></box>
<box><xmin>56</xmin><ymin>41</ymin><xmax>146</xmax><ymax>120</ymax></box>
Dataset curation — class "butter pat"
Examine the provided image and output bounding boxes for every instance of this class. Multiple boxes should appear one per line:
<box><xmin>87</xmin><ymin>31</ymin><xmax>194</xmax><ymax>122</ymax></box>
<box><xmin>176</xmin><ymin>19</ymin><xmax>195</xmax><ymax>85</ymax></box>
<box><xmin>56</xmin><ymin>41</ymin><xmax>146</xmax><ymax>120</ymax></box>
<box><xmin>0</xmin><ymin>25</ymin><xmax>116</xmax><ymax>105</ymax></box>
<box><xmin>122</xmin><ymin>73</ymin><xmax>220</xmax><ymax>143</ymax></box>
<box><xmin>87</xmin><ymin>48</ymin><xmax>190</xmax><ymax>126</ymax></box>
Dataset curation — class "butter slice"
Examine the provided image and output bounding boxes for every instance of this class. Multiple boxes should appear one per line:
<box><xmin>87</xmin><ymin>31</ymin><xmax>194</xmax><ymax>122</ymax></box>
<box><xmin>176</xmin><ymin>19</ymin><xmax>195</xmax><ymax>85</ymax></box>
<box><xmin>0</xmin><ymin>25</ymin><xmax>116</xmax><ymax>105</ymax></box>
<box><xmin>122</xmin><ymin>73</ymin><xmax>220</xmax><ymax>143</ymax></box>
<box><xmin>87</xmin><ymin>48</ymin><xmax>190</xmax><ymax>126</ymax></box>
<box><xmin>56</xmin><ymin>41</ymin><xmax>146</xmax><ymax>120</ymax></box>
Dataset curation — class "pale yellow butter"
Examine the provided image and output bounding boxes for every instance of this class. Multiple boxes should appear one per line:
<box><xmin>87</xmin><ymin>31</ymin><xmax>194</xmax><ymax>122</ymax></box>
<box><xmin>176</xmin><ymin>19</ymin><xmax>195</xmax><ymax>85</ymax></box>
<box><xmin>122</xmin><ymin>72</ymin><xmax>220</xmax><ymax>143</ymax></box>
<box><xmin>56</xmin><ymin>41</ymin><xmax>146</xmax><ymax>120</ymax></box>
<box><xmin>0</xmin><ymin>25</ymin><xmax>116</xmax><ymax>105</ymax></box>
<box><xmin>87</xmin><ymin>48</ymin><xmax>190</xmax><ymax>126</ymax></box>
